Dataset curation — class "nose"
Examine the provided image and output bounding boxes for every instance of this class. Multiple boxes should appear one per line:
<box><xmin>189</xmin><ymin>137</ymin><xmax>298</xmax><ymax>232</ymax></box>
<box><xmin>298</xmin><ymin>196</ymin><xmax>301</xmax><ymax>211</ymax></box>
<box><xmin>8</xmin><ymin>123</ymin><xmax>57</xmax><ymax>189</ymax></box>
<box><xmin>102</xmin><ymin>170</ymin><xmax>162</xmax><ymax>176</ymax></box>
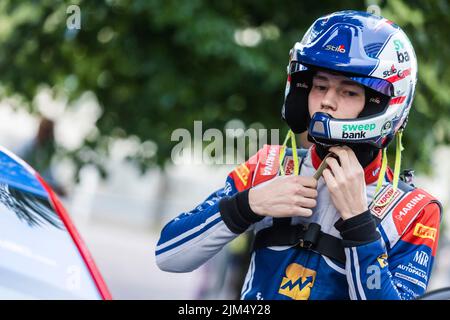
<box><xmin>320</xmin><ymin>89</ymin><xmax>338</xmax><ymax>112</ymax></box>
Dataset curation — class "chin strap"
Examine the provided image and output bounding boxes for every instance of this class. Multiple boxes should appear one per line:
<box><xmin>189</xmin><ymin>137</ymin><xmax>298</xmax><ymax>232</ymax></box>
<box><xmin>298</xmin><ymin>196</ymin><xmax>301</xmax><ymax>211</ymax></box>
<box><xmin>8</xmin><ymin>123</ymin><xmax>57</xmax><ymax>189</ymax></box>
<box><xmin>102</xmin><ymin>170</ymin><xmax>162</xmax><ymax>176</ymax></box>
<box><xmin>279</xmin><ymin>129</ymin><xmax>300</xmax><ymax>176</ymax></box>
<box><xmin>373</xmin><ymin>130</ymin><xmax>404</xmax><ymax>207</ymax></box>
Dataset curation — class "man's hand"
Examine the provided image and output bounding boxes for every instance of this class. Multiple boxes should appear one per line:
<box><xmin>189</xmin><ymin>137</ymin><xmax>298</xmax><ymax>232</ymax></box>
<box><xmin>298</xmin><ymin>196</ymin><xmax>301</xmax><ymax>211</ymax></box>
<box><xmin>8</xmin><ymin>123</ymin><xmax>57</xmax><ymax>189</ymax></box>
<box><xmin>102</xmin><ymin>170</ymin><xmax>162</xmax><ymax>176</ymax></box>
<box><xmin>248</xmin><ymin>175</ymin><xmax>318</xmax><ymax>218</ymax></box>
<box><xmin>322</xmin><ymin>146</ymin><xmax>368</xmax><ymax>220</ymax></box>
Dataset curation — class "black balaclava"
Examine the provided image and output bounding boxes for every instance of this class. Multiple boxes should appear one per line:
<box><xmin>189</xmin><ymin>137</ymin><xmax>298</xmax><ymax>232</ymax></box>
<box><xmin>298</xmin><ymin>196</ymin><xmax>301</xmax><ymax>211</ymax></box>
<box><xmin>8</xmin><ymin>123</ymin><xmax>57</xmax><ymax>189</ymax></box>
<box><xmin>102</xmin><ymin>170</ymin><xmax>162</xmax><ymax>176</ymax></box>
<box><xmin>313</xmin><ymin>140</ymin><xmax>379</xmax><ymax>168</ymax></box>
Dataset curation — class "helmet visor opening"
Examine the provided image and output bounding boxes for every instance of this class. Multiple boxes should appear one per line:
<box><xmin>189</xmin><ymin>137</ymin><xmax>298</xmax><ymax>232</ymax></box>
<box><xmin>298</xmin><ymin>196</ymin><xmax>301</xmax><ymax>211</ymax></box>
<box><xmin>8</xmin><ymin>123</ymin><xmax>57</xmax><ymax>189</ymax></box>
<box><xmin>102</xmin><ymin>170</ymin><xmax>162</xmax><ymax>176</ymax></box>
<box><xmin>289</xmin><ymin>61</ymin><xmax>393</xmax><ymax>96</ymax></box>
<box><xmin>348</xmin><ymin>76</ymin><xmax>393</xmax><ymax>97</ymax></box>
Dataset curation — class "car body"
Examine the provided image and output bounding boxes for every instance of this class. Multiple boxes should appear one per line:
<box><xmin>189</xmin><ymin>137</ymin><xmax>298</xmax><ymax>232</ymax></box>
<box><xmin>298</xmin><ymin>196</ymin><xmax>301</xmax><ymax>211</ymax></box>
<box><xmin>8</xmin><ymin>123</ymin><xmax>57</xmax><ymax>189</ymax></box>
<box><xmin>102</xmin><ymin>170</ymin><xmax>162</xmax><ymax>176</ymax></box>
<box><xmin>0</xmin><ymin>146</ymin><xmax>111</xmax><ymax>299</ymax></box>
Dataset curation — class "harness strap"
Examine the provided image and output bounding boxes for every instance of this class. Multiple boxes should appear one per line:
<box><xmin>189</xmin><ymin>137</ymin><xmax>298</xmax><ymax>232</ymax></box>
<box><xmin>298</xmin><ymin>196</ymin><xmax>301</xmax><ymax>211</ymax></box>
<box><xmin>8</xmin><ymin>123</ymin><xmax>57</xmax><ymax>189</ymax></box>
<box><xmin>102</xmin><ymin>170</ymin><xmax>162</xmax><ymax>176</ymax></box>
<box><xmin>253</xmin><ymin>223</ymin><xmax>346</xmax><ymax>264</ymax></box>
<box><xmin>253</xmin><ymin>176</ymin><xmax>440</xmax><ymax>264</ymax></box>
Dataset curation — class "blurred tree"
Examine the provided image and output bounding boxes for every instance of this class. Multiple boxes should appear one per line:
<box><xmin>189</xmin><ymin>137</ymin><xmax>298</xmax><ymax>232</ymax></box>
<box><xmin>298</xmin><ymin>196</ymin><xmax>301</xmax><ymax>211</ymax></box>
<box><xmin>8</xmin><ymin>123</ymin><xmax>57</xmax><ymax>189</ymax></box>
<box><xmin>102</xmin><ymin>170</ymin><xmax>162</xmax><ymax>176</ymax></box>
<box><xmin>0</xmin><ymin>0</ymin><xmax>448</xmax><ymax>176</ymax></box>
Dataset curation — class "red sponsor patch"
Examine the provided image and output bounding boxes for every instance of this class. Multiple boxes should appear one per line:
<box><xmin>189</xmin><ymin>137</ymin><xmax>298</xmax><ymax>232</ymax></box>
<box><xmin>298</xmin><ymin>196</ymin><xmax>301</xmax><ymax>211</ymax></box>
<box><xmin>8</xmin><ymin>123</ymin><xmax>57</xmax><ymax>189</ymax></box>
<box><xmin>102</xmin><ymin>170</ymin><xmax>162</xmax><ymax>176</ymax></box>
<box><xmin>231</xmin><ymin>163</ymin><xmax>250</xmax><ymax>191</ymax></box>
<box><xmin>258</xmin><ymin>145</ymin><xmax>281</xmax><ymax>176</ymax></box>
<box><xmin>392</xmin><ymin>189</ymin><xmax>435</xmax><ymax>235</ymax></box>
<box><xmin>370</xmin><ymin>185</ymin><xmax>404</xmax><ymax>219</ymax></box>
<box><xmin>400</xmin><ymin>203</ymin><xmax>441</xmax><ymax>256</ymax></box>
<box><xmin>252</xmin><ymin>145</ymin><xmax>281</xmax><ymax>187</ymax></box>
<box><xmin>284</xmin><ymin>156</ymin><xmax>295</xmax><ymax>176</ymax></box>
<box><xmin>413</xmin><ymin>223</ymin><xmax>437</xmax><ymax>241</ymax></box>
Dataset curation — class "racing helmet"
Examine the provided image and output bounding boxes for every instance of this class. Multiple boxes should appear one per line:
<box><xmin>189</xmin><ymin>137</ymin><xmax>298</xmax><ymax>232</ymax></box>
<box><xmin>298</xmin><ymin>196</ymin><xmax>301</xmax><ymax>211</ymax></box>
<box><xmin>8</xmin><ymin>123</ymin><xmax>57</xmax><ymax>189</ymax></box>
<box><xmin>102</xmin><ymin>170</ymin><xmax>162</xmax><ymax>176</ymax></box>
<box><xmin>281</xmin><ymin>10</ymin><xmax>417</xmax><ymax>149</ymax></box>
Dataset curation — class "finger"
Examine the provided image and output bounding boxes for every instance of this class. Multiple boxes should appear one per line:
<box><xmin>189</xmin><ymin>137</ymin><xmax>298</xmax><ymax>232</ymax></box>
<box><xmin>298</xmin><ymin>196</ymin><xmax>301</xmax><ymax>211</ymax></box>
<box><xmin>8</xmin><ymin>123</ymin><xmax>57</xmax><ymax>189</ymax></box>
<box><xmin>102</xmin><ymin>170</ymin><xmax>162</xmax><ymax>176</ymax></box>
<box><xmin>313</xmin><ymin>153</ymin><xmax>334</xmax><ymax>180</ymax></box>
<box><xmin>325</xmin><ymin>157</ymin><xmax>346</xmax><ymax>184</ymax></box>
<box><xmin>294</xmin><ymin>195</ymin><xmax>317</xmax><ymax>208</ymax></box>
<box><xmin>346</xmin><ymin>146</ymin><xmax>361</xmax><ymax>167</ymax></box>
<box><xmin>292</xmin><ymin>207</ymin><xmax>313</xmax><ymax>217</ymax></box>
<box><xmin>329</xmin><ymin>146</ymin><xmax>351</xmax><ymax>172</ymax></box>
<box><xmin>322</xmin><ymin>168</ymin><xmax>338</xmax><ymax>192</ymax></box>
<box><xmin>339</xmin><ymin>146</ymin><xmax>364</xmax><ymax>180</ymax></box>
<box><xmin>295</xmin><ymin>176</ymin><xmax>318</xmax><ymax>189</ymax></box>
<box><xmin>296</xmin><ymin>185</ymin><xmax>318</xmax><ymax>198</ymax></box>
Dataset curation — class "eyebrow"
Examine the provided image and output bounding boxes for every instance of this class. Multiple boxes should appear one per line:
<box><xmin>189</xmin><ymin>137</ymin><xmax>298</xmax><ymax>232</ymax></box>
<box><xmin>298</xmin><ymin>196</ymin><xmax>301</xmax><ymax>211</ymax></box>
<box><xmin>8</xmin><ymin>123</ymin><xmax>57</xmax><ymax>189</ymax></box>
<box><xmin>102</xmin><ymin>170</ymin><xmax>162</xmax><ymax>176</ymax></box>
<box><xmin>313</xmin><ymin>75</ymin><xmax>363</xmax><ymax>88</ymax></box>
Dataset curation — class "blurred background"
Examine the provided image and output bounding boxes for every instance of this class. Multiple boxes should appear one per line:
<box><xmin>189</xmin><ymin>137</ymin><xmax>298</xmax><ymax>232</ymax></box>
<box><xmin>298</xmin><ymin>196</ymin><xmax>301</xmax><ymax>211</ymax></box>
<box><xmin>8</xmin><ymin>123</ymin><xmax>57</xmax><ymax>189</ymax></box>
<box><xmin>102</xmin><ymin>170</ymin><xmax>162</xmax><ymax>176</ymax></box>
<box><xmin>0</xmin><ymin>0</ymin><xmax>449</xmax><ymax>299</ymax></box>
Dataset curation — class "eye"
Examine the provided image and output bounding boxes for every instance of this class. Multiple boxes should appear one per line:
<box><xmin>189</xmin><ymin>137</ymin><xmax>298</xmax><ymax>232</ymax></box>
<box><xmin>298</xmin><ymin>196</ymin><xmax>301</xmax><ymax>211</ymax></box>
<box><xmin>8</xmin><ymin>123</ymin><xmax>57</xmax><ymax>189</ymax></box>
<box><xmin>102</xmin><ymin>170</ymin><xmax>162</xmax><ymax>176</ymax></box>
<box><xmin>344</xmin><ymin>90</ymin><xmax>359</xmax><ymax>97</ymax></box>
<box><xmin>314</xmin><ymin>85</ymin><xmax>327</xmax><ymax>91</ymax></box>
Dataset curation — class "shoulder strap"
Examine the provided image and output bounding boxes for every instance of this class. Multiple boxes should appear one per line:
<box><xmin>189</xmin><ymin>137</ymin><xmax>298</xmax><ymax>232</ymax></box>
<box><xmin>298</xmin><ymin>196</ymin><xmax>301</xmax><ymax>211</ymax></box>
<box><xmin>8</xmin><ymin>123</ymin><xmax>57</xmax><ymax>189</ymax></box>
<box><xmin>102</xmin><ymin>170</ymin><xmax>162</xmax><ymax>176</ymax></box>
<box><xmin>271</xmin><ymin>147</ymin><xmax>308</xmax><ymax>227</ymax></box>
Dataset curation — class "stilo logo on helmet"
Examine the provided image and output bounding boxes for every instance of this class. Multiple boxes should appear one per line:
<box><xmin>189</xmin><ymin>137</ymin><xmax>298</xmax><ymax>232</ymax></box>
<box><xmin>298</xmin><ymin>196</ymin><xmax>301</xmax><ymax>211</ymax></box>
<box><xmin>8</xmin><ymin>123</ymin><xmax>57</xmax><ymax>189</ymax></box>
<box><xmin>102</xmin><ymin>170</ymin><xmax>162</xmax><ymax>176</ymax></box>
<box><xmin>325</xmin><ymin>44</ymin><xmax>346</xmax><ymax>53</ymax></box>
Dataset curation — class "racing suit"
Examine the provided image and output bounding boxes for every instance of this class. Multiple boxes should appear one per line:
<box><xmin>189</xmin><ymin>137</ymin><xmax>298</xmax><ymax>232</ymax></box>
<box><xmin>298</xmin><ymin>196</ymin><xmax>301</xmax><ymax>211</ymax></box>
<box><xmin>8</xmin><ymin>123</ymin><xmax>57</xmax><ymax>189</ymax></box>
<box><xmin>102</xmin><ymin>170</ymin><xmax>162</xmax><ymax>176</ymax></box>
<box><xmin>156</xmin><ymin>145</ymin><xmax>441</xmax><ymax>300</ymax></box>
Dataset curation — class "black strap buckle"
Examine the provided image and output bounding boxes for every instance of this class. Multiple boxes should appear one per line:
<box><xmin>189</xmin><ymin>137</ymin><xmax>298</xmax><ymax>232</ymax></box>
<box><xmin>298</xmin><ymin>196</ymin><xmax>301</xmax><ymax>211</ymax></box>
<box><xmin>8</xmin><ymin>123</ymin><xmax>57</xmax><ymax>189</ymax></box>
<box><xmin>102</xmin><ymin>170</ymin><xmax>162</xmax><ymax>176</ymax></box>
<box><xmin>298</xmin><ymin>223</ymin><xmax>321</xmax><ymax>249</ymax></box>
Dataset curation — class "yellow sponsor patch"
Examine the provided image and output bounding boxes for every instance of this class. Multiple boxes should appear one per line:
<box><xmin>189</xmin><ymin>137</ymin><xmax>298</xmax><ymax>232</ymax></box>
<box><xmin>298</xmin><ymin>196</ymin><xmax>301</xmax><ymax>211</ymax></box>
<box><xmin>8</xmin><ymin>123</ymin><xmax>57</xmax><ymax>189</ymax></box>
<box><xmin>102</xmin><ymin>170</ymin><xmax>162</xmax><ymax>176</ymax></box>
<box><xmin>377</xmin><ymin>253</ymin><xmax>388</xmax><ymax>268</ymax></box>
<box><xmin>413</xmin><ymin>223</ymin><xmax>437</xmax><ymax>241</ymax></box>
<box><xmin>234</xmin><ymin>163</ymin><xmax>250</xmax><ymax>187</ymax></box>
<box><xmin>278</xmin><ymin>263</ymin><xmax>316</xmax><ymax>300</ymax></box>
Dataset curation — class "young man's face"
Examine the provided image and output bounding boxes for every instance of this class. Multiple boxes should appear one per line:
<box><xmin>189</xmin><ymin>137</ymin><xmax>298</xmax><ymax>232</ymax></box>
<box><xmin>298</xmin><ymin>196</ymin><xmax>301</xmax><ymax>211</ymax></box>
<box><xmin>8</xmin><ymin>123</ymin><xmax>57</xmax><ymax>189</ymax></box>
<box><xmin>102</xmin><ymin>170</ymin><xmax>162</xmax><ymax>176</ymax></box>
<box><xmin>308</xmin><ymin>71</ymin><xmax>365</xmax><ymax>119</ymax></box>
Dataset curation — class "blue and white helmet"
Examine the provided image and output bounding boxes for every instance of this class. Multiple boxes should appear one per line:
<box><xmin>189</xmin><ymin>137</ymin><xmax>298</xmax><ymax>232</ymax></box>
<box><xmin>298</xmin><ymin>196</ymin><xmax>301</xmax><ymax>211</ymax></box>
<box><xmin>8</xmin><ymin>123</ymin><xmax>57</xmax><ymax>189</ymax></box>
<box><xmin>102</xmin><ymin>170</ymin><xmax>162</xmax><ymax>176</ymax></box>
<box><xmin>281</xmin><ymin>10</ymin><xmax>417</xmax><ymax>149</ymax></box>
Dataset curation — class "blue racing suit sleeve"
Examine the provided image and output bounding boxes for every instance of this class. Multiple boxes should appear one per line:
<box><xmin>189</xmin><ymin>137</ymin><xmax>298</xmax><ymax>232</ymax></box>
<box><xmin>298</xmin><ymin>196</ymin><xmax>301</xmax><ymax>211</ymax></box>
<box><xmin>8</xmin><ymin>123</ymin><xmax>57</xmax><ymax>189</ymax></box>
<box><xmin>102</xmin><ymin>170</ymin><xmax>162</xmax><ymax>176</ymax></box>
<box><xmin>336</xmin><ymin>204</ymin><xmax>441</xmax><ymax>300</ymax></box>
<box><xmin>155</xmin><ymin>176</ymin><xmax>240</xmax><ymax>272</ymax></box>
<box><xmin>155</xmin><ymin>149</ymin><xmax>265</xmax><ymax>273</ymax></box>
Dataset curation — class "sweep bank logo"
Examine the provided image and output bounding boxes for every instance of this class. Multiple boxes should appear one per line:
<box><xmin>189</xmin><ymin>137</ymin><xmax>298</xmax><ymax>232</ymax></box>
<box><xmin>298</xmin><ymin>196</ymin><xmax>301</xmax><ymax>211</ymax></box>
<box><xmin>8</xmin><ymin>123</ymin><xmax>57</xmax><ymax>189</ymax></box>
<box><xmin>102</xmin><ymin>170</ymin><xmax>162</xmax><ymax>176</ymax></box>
<box><xmin>341</xmin><ymin>123</ymin><xmax>376</xmax><ymax>139</ymax></box>
<box><xmin>278</xmin><ymin>263</ymin><xmax>316</xmax><ymax>300</ymax></box>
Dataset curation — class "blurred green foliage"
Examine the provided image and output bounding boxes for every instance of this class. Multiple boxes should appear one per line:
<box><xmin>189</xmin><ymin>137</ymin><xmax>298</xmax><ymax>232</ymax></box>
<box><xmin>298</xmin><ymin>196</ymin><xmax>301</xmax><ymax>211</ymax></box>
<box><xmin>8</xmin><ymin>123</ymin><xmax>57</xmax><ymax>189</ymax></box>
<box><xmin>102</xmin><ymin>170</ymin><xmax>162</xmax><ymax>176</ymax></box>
<box><xmin>0</xmin><ymin>0</ymin><xmax>449</xmax><ymax>176</ymax></box>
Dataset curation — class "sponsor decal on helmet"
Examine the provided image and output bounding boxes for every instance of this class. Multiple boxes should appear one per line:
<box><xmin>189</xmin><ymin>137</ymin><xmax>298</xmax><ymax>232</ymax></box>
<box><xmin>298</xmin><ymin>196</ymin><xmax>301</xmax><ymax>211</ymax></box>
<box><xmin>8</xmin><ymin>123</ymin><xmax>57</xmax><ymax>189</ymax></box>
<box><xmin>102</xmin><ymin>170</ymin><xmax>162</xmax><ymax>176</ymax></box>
<box><xmin>382</xmin><ymin>64</ymin><xmax>404</xmax><ymax>78</ymax></box>
<box><xmin>380</xmin><ymin>121</ymin><xmax>392</xmax><ymax>138</ymax></box>
<box><xmin>394</xmin><ymin>40</ymin><xmax>403</xmax><ymax>51</ymax></box>
<box><xmin>325</xmin><ymin>44</ymin><xmax>346</xmax><ymax>53</ymax></box>
<box><xmin>393</xmin><ymin>39</ymin><xmax>410</xmax><ymax>63</ymax></box>
<box><xmin>341</xmin><ymin>123</ymin><xmax>376</xmax><ymax>139</ymax></box>
<box><xmin>383</xmin><ymin>65</ymin><xmax>399</xmax><ymax>78</ymax></box>
<box><xmin>369</xmin><ymin>97</ymin><xmax>381</xmax><ymax>104</ymax></box>
<box><xmin>384</xmin><ymin>66</ymin><xmax>411</xmax><ymax>83</ymax></box>
<box><xmin>389</xmin><ymin>96</ymin><xmax>406</xmax><ymax>105</ymax></box>
<box><xmin>296</xmin><ymin>82</ymin><xmax>309</xmax><ymax>89</ymax></box>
